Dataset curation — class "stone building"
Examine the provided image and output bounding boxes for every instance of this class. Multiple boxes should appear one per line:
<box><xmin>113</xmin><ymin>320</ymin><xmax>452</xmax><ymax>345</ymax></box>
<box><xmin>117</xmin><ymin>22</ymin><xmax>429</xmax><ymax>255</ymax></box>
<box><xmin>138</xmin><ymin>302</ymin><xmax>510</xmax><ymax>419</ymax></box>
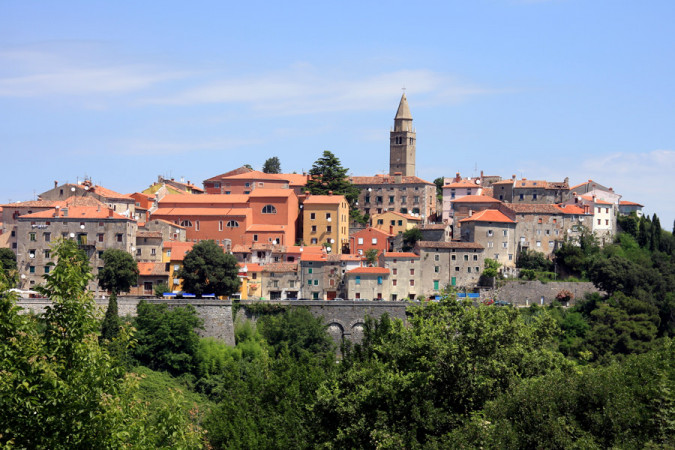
<box><xmin>415</xmin><ymin>241</ymin><xmax>485</xmax><ymax>294</ymax></box>
<box><xmin>459</xmin><ymin>209</ymin><xmax>518</xmax><ymax>271</ymax></box>
<box><xmin>442</xmin><ymin>174</ymin><xmax>483</xmax><ymax>222</ymax></box>
<box><xmin>351</xmin><ymin>174</ymin><xmax>436</xmax><ymax>222</ymax></box>
<box><xmin>389</xmin><ymin>93</ymin><xmax>416</xmax><ymax>177</ymax></box>
<box><xmin>371</xmin><ymin>210</ymin><xmax>422</xmax><ymax>236</ymax></box>
<box><xmin>39</xmin><ymin>179</ymin><xmax>135</xmax><ymax>218</ymax></box>
<box><xmin>378</xmin><ymin>252</ymin><xmax>420</xmax><ymax>300</ymax></box>
<box><xmin>16</xmin><ymin>203</ymin><xmax>136</xmax><ymax>293</ymax></box>
<box><xmin>260</xmin><ymin>262</ymin><xmax>300</xmax><ymax>300</ymax></box>
<box><xmin>492</xmin><ymin>176</ymin><xmax>569</xmax><ymax>204</ymax></box>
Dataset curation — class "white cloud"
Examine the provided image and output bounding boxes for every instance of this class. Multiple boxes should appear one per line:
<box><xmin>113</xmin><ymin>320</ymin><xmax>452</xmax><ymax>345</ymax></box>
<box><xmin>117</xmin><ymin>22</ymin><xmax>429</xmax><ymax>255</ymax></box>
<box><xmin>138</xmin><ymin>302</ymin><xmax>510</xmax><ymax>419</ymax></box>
<box><xmin>143</xmin><ymin>66</ymin><xmax>494</xmax><ymax>115</ymax></box>
<box><xmin>0</xmin><ymin>48</ymin><xmax>184</xmax><ymax>97</ymax></box>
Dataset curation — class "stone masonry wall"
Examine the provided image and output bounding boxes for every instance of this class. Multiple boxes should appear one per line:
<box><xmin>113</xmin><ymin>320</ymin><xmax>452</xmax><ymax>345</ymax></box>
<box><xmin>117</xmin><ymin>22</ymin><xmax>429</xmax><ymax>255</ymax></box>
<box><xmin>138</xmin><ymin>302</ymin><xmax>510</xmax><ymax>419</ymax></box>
<box><xmin>479</xmin><ymin>280</ymin><xmax>601</xmax><ymax>307</ymax></box>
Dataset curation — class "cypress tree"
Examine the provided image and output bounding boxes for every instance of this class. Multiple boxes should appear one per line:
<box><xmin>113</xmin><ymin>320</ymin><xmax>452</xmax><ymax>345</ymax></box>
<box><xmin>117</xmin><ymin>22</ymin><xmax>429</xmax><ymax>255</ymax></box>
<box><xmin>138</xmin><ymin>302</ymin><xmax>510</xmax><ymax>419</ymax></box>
<box><xmin>651</xmin><ymin>214</ymin><xmax>661</xmax><ymax>252</ymax></box>
<box><xmin>100</xmin><ymin>293</ymin><xmax>120</xmax><ymax>342</ymax></box>
<box><xmin>638</xmin><ymin>216</ymin><xmax>650</xmax><ymax>248</ymax></box>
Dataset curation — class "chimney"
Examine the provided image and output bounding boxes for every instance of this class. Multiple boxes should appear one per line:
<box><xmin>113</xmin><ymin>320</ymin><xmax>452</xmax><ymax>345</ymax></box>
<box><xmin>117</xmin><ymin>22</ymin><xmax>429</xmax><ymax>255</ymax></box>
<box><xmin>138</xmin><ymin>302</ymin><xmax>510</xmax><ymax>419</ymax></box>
<box><xmin>512</xmin><ymin>174</ymin><xmax>516</xmax><ymax>180</ymax></box>
<box><xmin>53</xmin><ymin>206</ymin><xmax>59</xmax><ymax>218</ymax></box>
<box><xmin>455</xmin><ymin>172</ymin><xmax>461</xmax><ymax>182</ymax></box>
<box><xmin>389</xmin><ymin>225</ymin><xmax>394</xmax><ymax>235</ymax></box>
<box><xmin>394</xmin><ymin>172</ymin><xmax>402</xmax><ymax>184</ymax></box>
<box><xmin>328</xmin><ymin>190</ymin><xmax>333</xmax><ymax>195</ymax></box>
<box><xmin>108</xmin><ymin>209</ymin><xmax>113</xmax><ymax>218</ymax></box>
<box><xmin>62</xmin><ymin>208</ymin><xmax>68</xmax><ymax>217</ymax></box>
<box><xmin>54</xmin><ymin>180</ymin><xmax>58</xmax><ymax>188</ymax></box>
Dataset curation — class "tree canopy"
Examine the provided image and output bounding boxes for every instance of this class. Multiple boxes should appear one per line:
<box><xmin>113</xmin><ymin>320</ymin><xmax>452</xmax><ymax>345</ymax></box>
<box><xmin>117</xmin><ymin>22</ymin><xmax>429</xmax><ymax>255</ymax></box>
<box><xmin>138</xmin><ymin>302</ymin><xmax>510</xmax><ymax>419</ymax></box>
<box><xmin>97</xmin><ymin>248</ymin><xmax>139</xmax><ymax>296</ymax></box>
<box><xmin>177</xmin><ymin>239</ymin><xmax>240</xmax><ymax>297</ymax></box>
<box><xmin>262</xmin><ymin>156</ymin><xmax>281</xmax><ymax>174</ymax></box>
<box><xmin>306</xmin><ymin>151</ymin><xmax>361</xmax><ymax>214</ymax></box>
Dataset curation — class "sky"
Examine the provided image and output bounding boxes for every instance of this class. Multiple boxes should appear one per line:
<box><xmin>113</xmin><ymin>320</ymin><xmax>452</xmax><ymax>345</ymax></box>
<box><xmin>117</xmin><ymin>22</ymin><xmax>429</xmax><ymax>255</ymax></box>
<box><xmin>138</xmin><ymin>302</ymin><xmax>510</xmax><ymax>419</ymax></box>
<box><xmin>1</xmin><ymin>0</ymin><xmax>674</xmax><ymax>227</ymax></box>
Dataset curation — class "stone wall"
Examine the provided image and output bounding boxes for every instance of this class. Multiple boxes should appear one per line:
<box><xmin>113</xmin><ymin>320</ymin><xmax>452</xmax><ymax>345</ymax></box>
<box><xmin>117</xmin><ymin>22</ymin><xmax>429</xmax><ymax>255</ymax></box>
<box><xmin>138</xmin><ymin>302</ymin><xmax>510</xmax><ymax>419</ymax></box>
<box><xmin>479</xmin><ymin>280</ymin><xmax>601</xmax><ymax>307</ymax></box>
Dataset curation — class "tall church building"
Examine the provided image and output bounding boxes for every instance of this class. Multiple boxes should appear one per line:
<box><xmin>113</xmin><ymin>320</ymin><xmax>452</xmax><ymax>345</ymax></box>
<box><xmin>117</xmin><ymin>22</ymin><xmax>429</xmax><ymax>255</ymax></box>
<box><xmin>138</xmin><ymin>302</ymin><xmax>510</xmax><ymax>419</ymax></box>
<box><xmin>389</xmin><ymin>93</ymin><xmax>416</xmax><ymax>177</ymax></box>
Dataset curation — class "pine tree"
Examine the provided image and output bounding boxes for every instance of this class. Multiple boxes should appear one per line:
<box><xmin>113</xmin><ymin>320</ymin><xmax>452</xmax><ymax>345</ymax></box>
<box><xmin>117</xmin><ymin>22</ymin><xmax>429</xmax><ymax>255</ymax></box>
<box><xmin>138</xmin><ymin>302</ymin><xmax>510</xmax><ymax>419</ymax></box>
<box><xmin>306</xmin><ymin>150</ymin><xmax>361</xmax><ymax>220</ymax></box>
<box><xmin>638</xmin><ymin>216</ymin><xmax>650</xmax><ymax>248</ymax></box>
<box><xmin>100</xmin><ymin>293</ymin><xmax>119</xmax><ymax>343</ymax></box>
<box><xmin>262</xmin><ymin>156</ymin><xmax>281</xmax><ymax>174</ymax></box>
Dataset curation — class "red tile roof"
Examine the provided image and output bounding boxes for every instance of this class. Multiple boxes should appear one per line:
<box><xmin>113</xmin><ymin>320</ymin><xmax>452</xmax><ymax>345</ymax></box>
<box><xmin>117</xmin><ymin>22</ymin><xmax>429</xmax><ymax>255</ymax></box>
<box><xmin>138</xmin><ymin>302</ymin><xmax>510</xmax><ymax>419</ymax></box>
<box><xmin>262</xmin><ymin>263</ymin><xmax>298</xmax><ymax>273</ymax></box>
<box><xmin>444</xmin><ymin>179</ymin><xmax>481</xmax><ymax>188</ymax></box>
<box><xmin>152</xmin><ymin>207</ymin><xmax>250</xmax><ymax>217</ymax></box>
<box><xmin>507</xmin><ymin>204</ymin><xmax>564</xmax><ymax>214</ymax></box>
<box><xmin>138</xmin><ymin>262</ymin><xmax>168</xmax><ymax>276</ymax></box>
<box><xmin>620</xmin><ymin>201</ymin><xmax>644</xmax><ymax>207</ymax></box>
<box><xmin>19</xmin><ymin>206</ymin><xmax>131</xmax><ymax>220</ymax></box>
<box><xmin>0</xmin><ymin>200</ymin><xmax>56</xmax><ymax>208</ymax></box>
<box><xmin>346</xmin><ymin>267</ymin><xmax>390</xmax><ymax>275</ymax></box>
<box><xmin>159</xmin><ymin>194</ymin><xmax>250</xmax><ymax>204</ymax></box>
<box><xmin>164</xmin><ymin>241</ymin><xmax>194</xmax><ymax>261</ymax></box>
<box><xmin>137</xmin><ymin>231</ymin><xmax>162</xmax><ymax>238</ymax></box>
<box><xmin>204</xmin><ymin>166</ymin><xmax>254</xmax><ymax>183</ymax></box>
<box><xmin>301</xmin><ymin>253</ymin><xmax>328</xmax><ymax>262</ymax></box>
<box><xmin>247</xmin><ymin>189</ymin><xmax>295</xmax><ymax>198</ymax></box>
<box><xmin>459</xmin><ymin>209</ymin><xmax>515</xmax><ymax>224</ymax></box>
<box><xmin>556</xmin><ymin>205</ymin><xmax>590</xmax><ymax>215</ymax></box>
<box><xmin>581</xmin><ymin>195</ymin><xmax>612</xmax><ymax>205</ymax></box>
<box><xmin>239</xmin><ymin>263</ymin><xmax>263</xmax><ymax>272</ymax></box>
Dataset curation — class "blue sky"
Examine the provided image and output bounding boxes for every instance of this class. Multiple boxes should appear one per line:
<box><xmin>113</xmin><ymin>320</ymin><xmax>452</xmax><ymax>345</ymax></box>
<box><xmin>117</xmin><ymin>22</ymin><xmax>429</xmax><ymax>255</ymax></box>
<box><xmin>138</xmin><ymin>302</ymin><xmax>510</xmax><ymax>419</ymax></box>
<box><xmin>1</xmin><ymin>0</ymin><xmax>674</xmax><ymax>227</ymax></box>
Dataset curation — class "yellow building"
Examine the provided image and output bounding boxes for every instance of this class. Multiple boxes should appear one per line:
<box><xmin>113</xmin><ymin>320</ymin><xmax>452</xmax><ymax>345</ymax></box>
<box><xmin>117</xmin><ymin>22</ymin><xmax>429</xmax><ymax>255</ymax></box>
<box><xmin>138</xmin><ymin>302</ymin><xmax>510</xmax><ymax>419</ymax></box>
<box><xmin>162</xmin><ymin>241</ymin><xmax>194</xmax><ymax>292</ymax></box>
<box><xmin>302</xmin><ymin>194</ymin><xmax>350</xmax><ymax>254</ymax></box>
<box><xmin>371</xmin><ymin>211</ymin><xmax>422</xmax><ymax>236</ymax></box>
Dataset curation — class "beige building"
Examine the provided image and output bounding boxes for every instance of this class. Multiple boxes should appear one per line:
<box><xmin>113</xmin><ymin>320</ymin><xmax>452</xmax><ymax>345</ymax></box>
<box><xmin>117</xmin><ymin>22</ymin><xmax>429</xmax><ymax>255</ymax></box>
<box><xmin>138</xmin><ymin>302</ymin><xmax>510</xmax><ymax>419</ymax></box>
<box><xmin>344</xmin><ymin>267</ymin><xmax>390</xmax><ymax>300</ymax></box>
<box><xmin>302</xmin><ymin>194</ymin><xmax>350</xmax><ymax>253</ymax></box>
<box><xmin>371</xmin><ymin>211</ymin><xmax>422</xmax><ymax>236</ymax></box>
<box><xmin>39</xmin><ymin>179</ymin><xmax>135</xmax><ymax>218</ymax></box>
<box><xmin>378</xmin><ymin>252</ymin><xmax>420</xmax><ymax>300</ymax></box>
<box><xmin>352</xmin><ymin>174</ymin><xmax>437</xmax><ymax>222</ymax></box>
<box><xmin>260</xmin><ymin>263</ymin><xmax>300</xmax><ymax>300</ymax></box>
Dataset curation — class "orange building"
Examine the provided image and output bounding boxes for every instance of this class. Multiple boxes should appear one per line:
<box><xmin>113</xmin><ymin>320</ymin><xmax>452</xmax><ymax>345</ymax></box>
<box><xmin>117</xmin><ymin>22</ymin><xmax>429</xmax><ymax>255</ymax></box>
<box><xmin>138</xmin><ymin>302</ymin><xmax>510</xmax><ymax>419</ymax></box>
<box><xmin>203</xmin><ymin>170</ymin><xmax>309</xmax><ymax>196</ymax></box>
<box><xmin>349</xmin><ymin>226</ymin><xmax>393</xmax><ymax>256</ymax></box>
<box><xmin>151</xmin><ymin>190</ymin><xmax>298</xmax><ymax>249</ymax></box>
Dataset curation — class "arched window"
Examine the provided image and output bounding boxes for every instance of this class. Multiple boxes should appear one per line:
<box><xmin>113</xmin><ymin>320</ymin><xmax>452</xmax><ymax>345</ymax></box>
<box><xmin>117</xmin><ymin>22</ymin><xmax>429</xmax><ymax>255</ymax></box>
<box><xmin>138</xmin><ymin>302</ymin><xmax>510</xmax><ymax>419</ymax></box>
<box><xmin>180</xmin><ymin>220</ymin><xmax>193</xmax><ymax>227</ymax></box>
<box><xmin>262</xmin><ymin>205</ymin><xmax>277</xmax><ymax>214</ymax></box>
<box><xmin>226</xmin><ymin>220</ymin><xmax>239</xmax><ymax>228</ymax></box>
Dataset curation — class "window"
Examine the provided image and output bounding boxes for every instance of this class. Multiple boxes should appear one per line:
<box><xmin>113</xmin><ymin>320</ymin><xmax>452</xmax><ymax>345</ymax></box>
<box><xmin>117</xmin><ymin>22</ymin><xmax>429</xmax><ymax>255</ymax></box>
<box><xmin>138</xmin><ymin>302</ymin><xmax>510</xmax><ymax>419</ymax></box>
<box><xmin>473</xmin><ymin>255</ymin><xmax>478</xmax><ymax>261</ymax></box>
<box><xmin>151</xmin><ymin>248</ymin><xmax>156</xmax><ymax>256</ymax></box>
<box><xmin>136</xmin><ymin>248</ymin><xmax>142</xmax><ymax>256</ymax></box>
<box><xmin>398</xmin><ymin>220</ymin><xmax>403</xmax><ymax>226</ymax></box>
<box><xmin>44</xmin><ymin>232</ymin><xmax>51</xmax><ymax>242</ymax></box>
<box><xmin>503</xmin><ymin>242</ymin><xmax>508</xmax><ymax>248</ymax></box>
<box><xmin>546</xmin><ymin>229</ymin><xmax>550</xmax><ymax>235</ymax></box>
<box><xmin>434</xmin><ymin>254</ymin><xmax>440</xmax><ymax>261</ymax></box>
<box><xmin>116</xmin><ymin>234</ymin><xmax>123</xmax><ymax>242</ymax></box>
<box><xmin>503</xmin><ymin>230</ymin><xmax>508</xmax><ymax>237</ymax></box>
<box><xmin>376</xmin><ymin>196</ymin><xmax>383</xmax><ymax>203</ymax></box>
<box><xmin>377</xmin><ymin>219</ymin><xmax>383</xmax><ymax>225</ymax></box>
<box><xmin>245</xmin><ymin>182</ymin><xmax>250</xmax><ymax>188</ymax></box>
<box><xmin>196</xmin><ymin>220</ymin><xmax>200</xmax><ymax>231</ymax></box>
<box><xmin>372</xmin><ymin>238</ymin><xmax>378</xmax><ymax>245</ymax></box>
<box><xmin>310</xmin><ymin>212</ymin><xmax>316</xmax><ymax>220</ymax></box>
<box><xmin>44</xmin><ymin>250</ymin><xmax>50</xmax><ymax>258</ymax></box>
<box><xmin>311</xmin><ymin>225</ymin><xmax>317</xmax><ymax>232</ymax></box>
<box><xmin>389</xmin><ymin>196</ymin><xmax>394</xmax><ymax>203</ymax></box>
<box><xmin>325</xmin><ymin>212</ymin><xmax>331</xmax><ymax>220</ymax></box>
<box><xmin>355</xmin><ymin>276</ymin><xmax>361</xmax><ymax>285</ymax></box>
<box><xmin>29</xmin><ymin>249</ymin><xmax>36</xmax><ymax>258</ymax></box>
<box><xmin>464</xmin><ymin>255</ymin><xmax>469</xmax><ymax>261</ymax></box>
<box><xmin>98</xmin><ymin>233</ymin><xmax>104</xmax><ymax>242</ymax></box>
<box><xmin>313</xmin><ymin>279</ymin><xmax>319</xmax><ymax>286</ymax></box>
<box><xmin>410</xmin><ymin>268</ymin><xmax>415</xmax><ymax>275</ymax></box>
<box><xmin>533</xmin><ymin>194</ymin><xmax>538</xmax><ymax>200</ymax></box>
<box><xmin>401</xmin><ymin>196</ymin><xmax>407</xmax><ymax>203</ymax></box>
<box><xmin>308</xmin><ymin>268</ymin><xmax>313</xmax><ymax>274</ymax></box>
<box><xmin>434</xmin><ymin>266</ymin><xmax>440</xmax><ymax>273</ymax></box>
<box><xmin>487</xmin><ymin>229</ymin><xmax>493</xmax><ymax>236</ymax></box>
<box><xmin>44</xmin><ymin>265</ymin><xmax>50</xmax><ymax>274</ymax></box>
<box><xmin>311</xmin><ymin>238</ymin><xmax>317</xmax><ymax>244</ymax></box>
<box><xmin>597</xmin><ymin>219</ymin><xmax>601</xmax><ymax>225</ymax></box>
<box><xmin>29</xmin><ymin>266</ymin><xmax>35</xmax><ymax>273</ymax></box>
<box><xmin>262</xmin><ymin>205</ymin><xmax>277</xmax><ymax>214</ymax></box>
<box><xmin>606</xmin><ymin>208</ymin><xmax>609</xmax><ymax>213</ymax></box>
<box><xmin>509</xmin><ymin>254</ymin><xmax>513</xmax><ymax>261</ymax></box>
<box><xmin>467</xmin><ymin>267</ymin><xmax>472</xmax><ymax>273</ymax></box>
<box><xmin>29</xmin><ymin>232</ymin><xmax>36</xmax><ymax>241</ymax></box>
<box><xmin>455</xmin><ymin>266</ymin><xmax>460</xmax><ymax>272</ymax></box>
<box><xmin>377</xmin><ymin>276</ymin><xmax>383</xmax><ymax>285</ymax></box>
<box><xmin>326</xmin><ymin>226</ymin><xmax>332</xmax><ymax>233</ymax></box>
<box><xmin>487</xmin><ymin>242</ymin><xmax>493</xmax><ymax>248</ymax></box>
<box><xmin>536</xmin><ymin>241</ymin><xmax>541</xmax><ymax>247</ymax></box>
<box><xmin>253</xmin><ymin>234</ymin><xmax>258</xmax><ymax>242</ymax></box>
<box><xmin>451</xmin><ymin>254</ymin><xmax>456</xmax><ymax>261</ymax></box>
<box><xmin>358</xmin><ymin>237</ymin><xmax>363</xmax><ymax>245</ymax></box>
<box><xmin>606</xmin><ymin>219</ymin><xmax>609</xmax><ymax>225</ymax></box>
<box><xmin>180</xmin><ymin>220</ymin><xmax>192</xmax><ymax>227</ymax></box>
<box><xmin>226</xmin><ymin>220</ymin><xmax>239</xmax><ymax>228</ymax></box>
<box><xmin>519</xmin><ymin>194</ymin><xmax>524</xmax><ymax>201</ymax></box>
<box><xmin>219</xmin><ymin>221</ymin><xmax>223</xmax><ymax>231</ymax></box>
<box><xmin>355</xmin><ymin>292</ymin><xmax>361</xmax><ymax>299</ymax></box>
<box><xmin>393</xmin><ymin>279</ymin><xmax>397</xmax><ymax>286</ymax></box>
<box><xmin>392</xmin><ymin>268</ymin><xmax>397</xmax><ymax>275</ymax></box>
<box><xmin>409</xmin><ymin>279</ymin><xmax>415</xmax><ymax>286</ymax></box>
<box><xmin>365</xmin><ymin>195</ymin><xmax>371</xmax><ymax>203</ymax></box>
<box><xmin>434</xmin><ymin>280</ymin><xmax>439</xmax><ymax>290</ymax></box>
<box><xmin>307</xmin><ymin>279</ymin><xmax>312</xmax><ymax>286</ymax></box>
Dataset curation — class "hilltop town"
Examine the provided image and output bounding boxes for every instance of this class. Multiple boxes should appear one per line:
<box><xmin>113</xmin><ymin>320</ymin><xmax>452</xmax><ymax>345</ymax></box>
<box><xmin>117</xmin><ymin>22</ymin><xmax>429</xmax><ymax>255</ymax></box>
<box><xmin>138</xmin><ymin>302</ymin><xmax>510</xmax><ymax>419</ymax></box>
<box><xmin>1</xmin><ymin>94</ymin><xmax>646</xmax><ymax>300</ymax></box>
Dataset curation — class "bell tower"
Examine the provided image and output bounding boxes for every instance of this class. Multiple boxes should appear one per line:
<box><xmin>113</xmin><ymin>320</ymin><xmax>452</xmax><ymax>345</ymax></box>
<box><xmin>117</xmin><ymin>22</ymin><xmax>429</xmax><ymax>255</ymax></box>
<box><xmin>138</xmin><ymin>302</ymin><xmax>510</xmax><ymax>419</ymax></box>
<box><xmin>389</xmin><ymin>93</ymin><xmax>416</xmax><ymax>177</ymax></box>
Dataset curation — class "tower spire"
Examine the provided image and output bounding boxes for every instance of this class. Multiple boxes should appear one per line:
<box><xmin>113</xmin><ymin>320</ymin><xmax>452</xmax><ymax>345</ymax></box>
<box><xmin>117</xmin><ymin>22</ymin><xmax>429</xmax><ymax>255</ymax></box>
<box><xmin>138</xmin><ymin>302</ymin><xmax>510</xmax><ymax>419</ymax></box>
<box><xmin>389</xmin><ymin>93</ymin><xmax>416</xmax><ymax>177</ymax></box>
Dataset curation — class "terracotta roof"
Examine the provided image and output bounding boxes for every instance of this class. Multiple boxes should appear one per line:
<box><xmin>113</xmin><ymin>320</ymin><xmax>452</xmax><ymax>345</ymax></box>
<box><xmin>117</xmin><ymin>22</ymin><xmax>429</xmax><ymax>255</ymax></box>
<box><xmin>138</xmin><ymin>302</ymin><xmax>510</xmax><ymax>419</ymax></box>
<box><xmin>350</xmin><ymin>174</ymin><xmax>434</xmax><ymax>186</ymax></box>
<box><xmin>63</xmin><ymin>196</ymin><xmax>110</xmax><ymax>208</ymax></box>
<box><xmin>251</xmin><ymin>242</ymin><xmax>285</xmax><ymax>251</ymax></box>
<box><xmin>19</xmin><ymin>206</ymin><xmax>130</xmax><ymax>221</ymax></box>
<box><xmin>0</xmin><ymin>200</ymin><xmax>56</xmax><ymax>208</ymax></box>
<box><xmin>282</xmin><ymin>173</ymin><xmax>309</xmax><ymax>186</ymax></box>
<box><xmin>204</xmin><ymin>166</ymin><xmax>254</xmax><ymax>183</ymax></box>
<box><xmin>239</xmin><ymin>263</ymin><xmax>263</xmax><ymax>272</ymax></box>
<box><xmin>59</xmin><ymin>183</ymin><xmax>131</xmax><ymax>200</ymax></box>
<box><xmin>620</xmin><ymin>201</ymin><xmax>644</xmax><ymax>207</ymax></box>
<box><xmin>301</xmin><ymin>253</ymin><xmax>328</xmax><ymax>262</ymax></box>
<box><xmin>286</xmin><ymin>245</ymin><xmax>324</xmax><ymax>254</ymax></box>
<box><xmin>459</xmin><ymin>209</ymin><xmax>515</xmax><ymax>224</ymax></box>
<box><xmin>507</xmin><ymin>204</ymin><xmax>564</xmax><ymax>214</ymax></box>
<box><xmin>164</xmin><ymin>241</ymin><xmax>194</xmax><ymax>261</ymax></box>
<box><xmin>346</xmin><ymin>267</ymin><xmax>390</xmax><ymax>275</ymax></box>
<box><xmin>340</xmin><ymin>254</ymin><xmax>364</xmax><ymax>261</ymax></box>
<box><xmin>149</xmin><ymin>218</ymin><xmax>186</xmax><ymax>229</ymax></box>
<box><xmin>159</xmin><ymin>194</ymin><xmax>250</xmax><ymax>205</ymax></box>
<box><xmin>556</xmin><ymin>204</ymin><xmax>590</xmax><ymax>215</ymax></box>
<box><xmin>138</xmin><ymin>262</ymin><xmax>168</xmax><ymax>277</ymax></box>
<box><xmin>137</xmin><ymin>231</ymin><xmax>162</xmax><ymax>238</ymax></box>
<box><xmin>231</xmin><ymin>244</ymin><xmax>251</xmax><ymax>253</ymax></box>
<box><xmin>152</xmin><ymin>207</ymin><xmax>250</xmax><ymax>217</ymax></box>
<box><xmin>492</xmin><ymin>179</ymin><xmax>514</xmax><ymax>186</ymax></box>
<box><xmin>303</xmin><ymin>194</ymin><xmax>346</xmax><ymax>205</ymax></box>
<box><xmin>220</xmin><ymin>170</ymin><xmax>287</xmax><ymax>181</ymax></box>
<box><xmin>262</xmin><ymin>263</ymin><xmax>298</xmax><ymax>273</ymax></box>
<box><xmin>513</xmin><ymin>180</ymin><xmax>550</xmax><ymax>189</ymax></box>
<box><xmin>482</xmin><ymin>187</ymin><xmax>494</xmax><ymax>198</ymax></box>
<box><xmin>372</xmin><ymin>211</ymin><xmax>421</xmax><ymax>221</ymax></box>
<box><xmin>353</xmin><ymin>226</ymin><xmax>393</xmax><ymax>237</ymax></box>
<box><xmin>450</xmin><ymin>195</ymin><xmax>501</xmax><ymax>204</ymax></box>
<box><xmin>382</xmin><ymin>252</ymin><xmax>419</xmax><ymax>259</ymax></box>
<box><xmin>417</xmin><ymin>241</ymin><xmax>484</xmax><ymax>250</ymax></box>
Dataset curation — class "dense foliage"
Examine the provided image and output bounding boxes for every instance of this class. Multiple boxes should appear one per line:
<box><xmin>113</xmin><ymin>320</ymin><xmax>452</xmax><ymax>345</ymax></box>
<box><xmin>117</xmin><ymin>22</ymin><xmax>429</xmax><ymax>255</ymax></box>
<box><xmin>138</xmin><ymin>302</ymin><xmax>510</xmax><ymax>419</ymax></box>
<box><xmin>262</xmin><ymin>156</ymin><xmax>281</xmax><ymax>174</ymax></box>
<box><xmin>177</xmin><ymin>239</ymin><xmax>240</xmax><ymax>297</ymax></box>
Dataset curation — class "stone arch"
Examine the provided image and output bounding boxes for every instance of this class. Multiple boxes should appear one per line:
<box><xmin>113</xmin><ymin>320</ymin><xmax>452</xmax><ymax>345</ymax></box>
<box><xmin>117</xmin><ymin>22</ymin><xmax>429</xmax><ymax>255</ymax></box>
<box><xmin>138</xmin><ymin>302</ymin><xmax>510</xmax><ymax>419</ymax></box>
<box><xmin>350</xmin><ymin>321</ymin><xmax>366</xmax><ymax>343</ymax></box>
<box><xmin>325</xmin><ymin>321</ymin><xmax>345</xmax><ymax>342</ymax></box>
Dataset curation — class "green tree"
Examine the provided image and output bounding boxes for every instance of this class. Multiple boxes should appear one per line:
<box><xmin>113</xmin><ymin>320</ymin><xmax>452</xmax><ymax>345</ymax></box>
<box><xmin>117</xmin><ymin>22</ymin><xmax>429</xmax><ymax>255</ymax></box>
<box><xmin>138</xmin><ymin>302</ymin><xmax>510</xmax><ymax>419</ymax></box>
<box><xmin>262</xmin><ymin>156</ymin><xmax>281</xmax><ymax>174</ymax></box>
<box><xmin>0</xmin><ymin>247</ymin><xmax>18</xmax><ymax>287</ymax></box>
<box><xmin>402</xmin><ymin>227</ymin><xmax>423</xmax><ymax>252</ymax></box>
<box><xmin>517</xmin><ymin>249</ymin><xmax>554</xmax><ymax>272</ymax></box>
<box><xmin>154</xmin><ymin>281</ymin><xmax>170</xmax><ymax>298</ymax></box>
<box><xmin>651</xmin><ymin>213</ymin><xmax>662</xmax><ymax>252</ymax></box>
<box><xmin>365</xmin><ymin>248</ymin><xmax>379</xmax><ymax>266</ymax></box>
<box><xmin>306</xmin><ymin>150</ymin><xmax>362</xmax><ymax>220</ymax></box>
<box><xmin>258</xmin><ymin>307</ymin><xmax>335</xmax><ymax>360</ymax></box>
<box><xmin>482</xmin><ymin>258</ymin><xmax>501</xmax><ymax>278</ymax></box>
<box><xmin>313</xmin><ymin>297</ymin><xmax>571</xmax><ymax>447</ymax></box>
<box><xmin>177</xmin><ymin>240</ymin><xmax>240</xmax><ymax>297</ymax></box>
<box><xmin>133</xmin><ymin>301</ymin><xmax>204</xmax><ymax>375</ymax></box>
<box><xmin>98</xmin><ymin>249</ymin><xmax>138</xmax><ymax>342</ymax></box>
<box><xmin>638</xmin><ymin>215</ymin><xmax>651</xmax><ymax>247</ymax></box>
<box><xmin>433</xmin><ymin>176</ymin><xmax>444</xmax><ymax>202</ymax></box>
